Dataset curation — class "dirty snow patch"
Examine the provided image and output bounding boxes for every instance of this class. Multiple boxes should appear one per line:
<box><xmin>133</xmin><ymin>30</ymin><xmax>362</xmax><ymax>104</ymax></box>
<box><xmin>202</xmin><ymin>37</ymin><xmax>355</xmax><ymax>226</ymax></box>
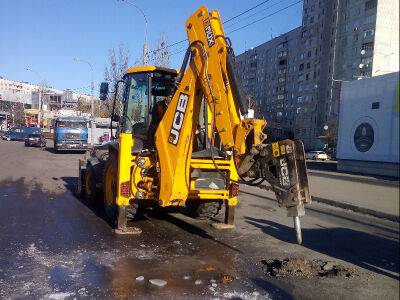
<box><xmin>149</xmin><ymin>279</ymin><xmax>167</xmax><ymax>287</ymax></box>
<box><xmin>45</xmin><ymin>292</ymin><xmax>75</xmax><ymax>299</ymax></box>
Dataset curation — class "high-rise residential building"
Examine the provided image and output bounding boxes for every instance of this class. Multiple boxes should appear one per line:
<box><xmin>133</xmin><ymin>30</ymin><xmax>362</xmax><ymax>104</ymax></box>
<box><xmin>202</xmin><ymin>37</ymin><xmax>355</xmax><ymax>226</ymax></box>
<box><xmin>236</xmin><ymin>0</ymin><xmax>399</xmax><ymax>149</ymax></box>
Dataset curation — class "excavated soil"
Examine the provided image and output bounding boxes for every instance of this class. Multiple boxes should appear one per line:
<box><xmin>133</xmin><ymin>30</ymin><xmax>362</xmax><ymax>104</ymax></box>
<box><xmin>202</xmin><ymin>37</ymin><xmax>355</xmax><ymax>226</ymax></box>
<box><xmin>262</xmin><ymin>257</ymin><xmax>360</xmax><ymax>278</ymax></box>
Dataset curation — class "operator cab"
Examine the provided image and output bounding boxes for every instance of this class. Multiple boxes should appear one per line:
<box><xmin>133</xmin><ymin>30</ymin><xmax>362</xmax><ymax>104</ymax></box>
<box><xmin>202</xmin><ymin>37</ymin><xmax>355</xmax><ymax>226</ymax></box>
<box><xmin>122</xmin><ymin>66</ymin><xmax>178</xmax><ymax>149</ymax></box>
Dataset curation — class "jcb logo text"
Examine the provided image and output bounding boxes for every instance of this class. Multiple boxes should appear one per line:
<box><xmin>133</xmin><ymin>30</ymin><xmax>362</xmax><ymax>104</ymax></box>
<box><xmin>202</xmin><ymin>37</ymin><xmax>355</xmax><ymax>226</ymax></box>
<box><xmin>169</xmin><ymin>93</ymin><xmax>189</xmax><ymax>145</ymax></box>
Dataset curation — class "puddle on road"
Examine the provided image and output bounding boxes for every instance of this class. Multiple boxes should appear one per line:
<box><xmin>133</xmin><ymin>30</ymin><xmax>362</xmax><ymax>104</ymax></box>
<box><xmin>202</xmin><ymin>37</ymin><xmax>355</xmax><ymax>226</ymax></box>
<box><xmin>262</xmin><ymin>257</ymin><xmax>360</xmax><ymax>278</ymax></box>
<box><xmin>0</xmin><ymin>181</ymin><xmax>284</xmax><ymax>299</ymax></box>
<box><xmin>105</xmin><ymin>254</ymin><xmax>239</xmax><ymax>298</ymax></box>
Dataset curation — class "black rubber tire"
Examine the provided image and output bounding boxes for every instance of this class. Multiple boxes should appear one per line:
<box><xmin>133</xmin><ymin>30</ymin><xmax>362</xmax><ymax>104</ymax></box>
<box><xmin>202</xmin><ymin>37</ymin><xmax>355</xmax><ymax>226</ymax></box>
<box><xmin>85</xmin><ymin>163</ymin><xmax>100</xmax><ymax>205</ymax></box>
<box><xmin>186</xmin><ymin>201</ymin><xmax>223</xmax><ymax>219</ymax></box>
<box><xmin>103</xmin><ymin>154</ymin><xmax>137</xmax><ymax>223</ymax></box>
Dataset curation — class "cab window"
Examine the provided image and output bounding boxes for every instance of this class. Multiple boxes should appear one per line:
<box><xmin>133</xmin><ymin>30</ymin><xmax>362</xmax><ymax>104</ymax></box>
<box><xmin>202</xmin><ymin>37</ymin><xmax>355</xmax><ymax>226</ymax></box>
<box><xmin>123</xmin><ymin>73</ymin><xmax>149</xmax><ymax>133</ymax></box>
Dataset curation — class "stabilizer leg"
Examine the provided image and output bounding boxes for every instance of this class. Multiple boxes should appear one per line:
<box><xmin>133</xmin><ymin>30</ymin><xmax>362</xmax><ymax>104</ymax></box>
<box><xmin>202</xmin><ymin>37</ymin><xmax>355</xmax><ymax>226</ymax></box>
<box><xmin>114</xmin><ymin>206</ymin><xmax>142</xmax><ymax>235</ymax></box>
<box><xmin>212</xmin><ymin>202</ymin><xmax>235</xmax><ymax>229</ymax></box>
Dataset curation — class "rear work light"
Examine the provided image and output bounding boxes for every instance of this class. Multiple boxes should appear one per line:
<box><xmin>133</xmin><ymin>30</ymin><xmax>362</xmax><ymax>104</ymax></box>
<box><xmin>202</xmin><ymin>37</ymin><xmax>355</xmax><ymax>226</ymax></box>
<box><xmin>120</xmin><ymin>181</ymin><xmax>131</xmax><ymax>197</ymax></box>
<box><xmin>229</xmin><ymin>182</ymin><xmax>240</xmax><ymax>197</ymax></box>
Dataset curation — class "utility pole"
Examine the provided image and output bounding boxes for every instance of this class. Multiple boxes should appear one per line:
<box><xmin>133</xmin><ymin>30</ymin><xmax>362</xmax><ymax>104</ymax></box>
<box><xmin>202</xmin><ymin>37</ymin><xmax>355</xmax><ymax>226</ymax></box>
<box><xmin>25</xmin><ymin>67</ymin><xmax>43</xmax><ymax>128</ymax></box>
<box><xmin>119</xmin><ymin>0</ymin><xmax>149</xmax><ymax>65</ymax></box>
<box><xmin>73</xmin><ymin>57</ymin><xmax>95</xmax><ymax>146</ymax></box>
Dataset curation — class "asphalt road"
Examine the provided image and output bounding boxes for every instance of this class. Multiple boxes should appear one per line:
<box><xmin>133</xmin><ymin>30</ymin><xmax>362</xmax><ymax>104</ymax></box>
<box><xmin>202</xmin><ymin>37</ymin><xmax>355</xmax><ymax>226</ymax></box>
<box><xmin>0</xmin><ymin>140</ymin><xmax>399</xmax><ymax>299</ymax></box>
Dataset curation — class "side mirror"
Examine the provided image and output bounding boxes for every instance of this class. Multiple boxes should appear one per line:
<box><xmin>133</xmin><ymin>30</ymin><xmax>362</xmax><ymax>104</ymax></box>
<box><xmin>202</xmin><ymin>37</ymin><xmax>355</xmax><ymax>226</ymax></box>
<box><xmin>111</xmin><ymin>114</ymin><xmax>120</xmax><ymax>122</ymax></box>
<box><xmin>99</xmin><ymin>82</ymin><xmax>109</xmax><ymax>100</ymax></box>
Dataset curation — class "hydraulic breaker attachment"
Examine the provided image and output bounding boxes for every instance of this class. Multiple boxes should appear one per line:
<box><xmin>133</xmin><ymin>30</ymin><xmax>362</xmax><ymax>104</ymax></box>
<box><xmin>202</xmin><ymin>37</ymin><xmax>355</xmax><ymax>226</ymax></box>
<box><xmin>238</xmin><ymin>140</ymin><xmax>311</xmax><ymax>244</ymax></box>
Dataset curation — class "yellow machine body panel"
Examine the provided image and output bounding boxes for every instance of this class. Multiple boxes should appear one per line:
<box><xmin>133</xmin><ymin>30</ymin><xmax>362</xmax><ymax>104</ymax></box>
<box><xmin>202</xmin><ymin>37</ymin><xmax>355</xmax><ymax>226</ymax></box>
<box><xmin>127</xmin><ymin>65</ymin><xmax>178</xmax><ymax>75</ymax></box>
<box><xmin>116</xmin><ymin>133</ymin><xmax>133</xmax><ymax>206</ymax></box>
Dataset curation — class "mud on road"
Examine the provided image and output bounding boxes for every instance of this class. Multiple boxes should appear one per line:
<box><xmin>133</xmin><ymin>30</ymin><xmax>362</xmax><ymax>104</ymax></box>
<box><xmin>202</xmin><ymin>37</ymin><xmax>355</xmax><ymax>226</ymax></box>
<box><xmin>0</xmin><ymin>140</ymin><xmax>399</xmax><ymax>299</ymax></box>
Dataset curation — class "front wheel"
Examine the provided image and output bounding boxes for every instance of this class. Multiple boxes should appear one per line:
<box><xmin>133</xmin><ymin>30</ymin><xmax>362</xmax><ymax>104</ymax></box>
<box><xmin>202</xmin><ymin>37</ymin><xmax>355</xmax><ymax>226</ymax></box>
<box><xmin>103</xmin><ymin>154</ymin><xmax>118</xmax><ymax>222</ymax></box>
<box><xmin>103</xmin><ymin>154</ymin><xmax>138</xmax><ymax>225</ymax></box>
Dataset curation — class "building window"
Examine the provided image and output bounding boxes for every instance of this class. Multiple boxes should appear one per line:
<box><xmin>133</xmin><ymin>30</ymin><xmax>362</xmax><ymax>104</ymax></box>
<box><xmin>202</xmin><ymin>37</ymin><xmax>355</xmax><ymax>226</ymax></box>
<box><xmin>365</xmin><ymin>0</ymin><xmax>377</xmax><ymax>11</ymax></box>
<box><xmin>371</xmin><ymin>102</ymin><xmax>380</xmax><ymax>109</ymax></box>
<box><xmin>278</xmin><ymin>51</ymin><xmax>287</xmax><ymax>58</ymax></box>
<box><xmin>299</xmin><ymin>63</ymin><xmax>304</xmax><ymax>71</ymax></box>
<box><xmin>363</xmin><ymin>29</ymin><xmax>375</xmax><ymax>38</ymax></box>
<box><xmin>361</xmin><ymin>56</ymin><xmax>373</xmax><ymax>65</ymax></box>
<box><xmin>278</xmin><ymin>68</ymin><xmax>287</xmax><ymax>75</ymax></box>
<box><xmin>362</xmin><ymin>42</ymin><xmax>374</xmax><ymax>51</ymax></box>
<box><xmin>306</xmin><ymin>62</ymin><xmax>311</xmax><ymax>69</ymax></box>
<box><xmin>364</xmin><ymin>14</ymin><xmax>376</xmax><ymax>25</ymax></box>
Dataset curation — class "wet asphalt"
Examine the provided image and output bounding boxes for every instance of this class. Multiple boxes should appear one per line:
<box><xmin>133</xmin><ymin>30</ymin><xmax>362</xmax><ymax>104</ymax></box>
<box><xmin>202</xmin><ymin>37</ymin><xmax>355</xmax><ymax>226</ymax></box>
<box><xmin>0</xmin><ymin>140</ymin><xmax>399</xmax><ymax>299</ymax></box>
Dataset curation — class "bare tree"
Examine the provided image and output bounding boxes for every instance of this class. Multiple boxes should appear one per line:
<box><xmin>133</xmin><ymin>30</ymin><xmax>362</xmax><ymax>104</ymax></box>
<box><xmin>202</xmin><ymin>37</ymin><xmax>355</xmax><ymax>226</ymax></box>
<box><xmin>104</xmin><ymin>43</ymin><xmax>130</xmax><ymax>85</ymax></box>
<box><xmin>103</xmin><ymin>44</ymin><xmax>130</xmax><ymax>117</ymax></box>
<box><xmin>150</xmin><ymin>33</ymin><xmax>170</xmax><ymax>67</ymax></box>
<box><xmin>325</xmin><ymin>118</ymin><xmax>339</xmax><ymax>149</ymax></box>
<box><xmin>3</xmin><ymin>101</ymin><xmax>25</xmax><ymax>126</ymax></box>
<box><xmin>76</xmin><ymin>96</ymin><xmax>91</xmax><ymax>114</ymax></box>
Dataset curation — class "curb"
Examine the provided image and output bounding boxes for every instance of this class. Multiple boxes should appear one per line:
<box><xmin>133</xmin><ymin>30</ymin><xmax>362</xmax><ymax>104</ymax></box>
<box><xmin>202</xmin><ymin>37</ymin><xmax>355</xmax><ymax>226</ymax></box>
<box><xmin>312</xmin><ymin>196</ymin><xmax>400</xmax><ymax>223</ymax></box>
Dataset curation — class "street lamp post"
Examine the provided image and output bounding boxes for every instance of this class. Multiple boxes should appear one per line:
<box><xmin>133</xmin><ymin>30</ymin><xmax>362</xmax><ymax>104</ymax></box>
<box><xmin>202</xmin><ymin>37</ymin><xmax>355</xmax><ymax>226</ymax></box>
<box><xmin>25</xmin><ymin>67</ymin><xmax>43</xmax><ymax>128</ymax></box>
<box><xmin>73</xmin><ymin>57</ymin><xmax>95</xmax><ymax>146</ymax></box>
<box><xmin>118</xmin><ymin>0</ymin><xmax>149</xmax><ymax>65</ymax></box>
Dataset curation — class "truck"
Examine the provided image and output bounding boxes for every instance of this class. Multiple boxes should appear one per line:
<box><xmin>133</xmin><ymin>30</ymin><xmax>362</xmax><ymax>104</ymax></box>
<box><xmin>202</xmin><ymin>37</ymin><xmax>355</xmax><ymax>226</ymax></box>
<box><xmin>77</xmin><ymin>6</ymin><xmax>311</xmax><ymax>244</ymax></box>
<box><xmin>3</xmin><ymin>126</ymin><xmax>41</xmax><ymax>141</ymax></box>
<box><xmin>53</xmin><ymin>116</ymin><xmax>89</xmax><ymax>152</ymax></box>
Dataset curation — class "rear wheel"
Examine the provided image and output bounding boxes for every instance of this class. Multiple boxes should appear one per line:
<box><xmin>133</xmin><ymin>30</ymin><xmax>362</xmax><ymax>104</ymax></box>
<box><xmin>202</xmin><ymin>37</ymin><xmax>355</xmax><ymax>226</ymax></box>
<box><xmin>186</xmin><ymin>201</ymin><xmax>223</xmax><ymax>219</ymax></box>
<box><xmin>84</xmin><ymin>163</ymin><xmax>100</xmax><ymax>205</ymax></box>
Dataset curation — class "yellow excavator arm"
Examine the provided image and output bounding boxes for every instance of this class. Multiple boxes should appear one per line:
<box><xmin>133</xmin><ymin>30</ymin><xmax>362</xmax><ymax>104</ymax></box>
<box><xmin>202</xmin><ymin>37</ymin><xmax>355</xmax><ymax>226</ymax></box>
<box><xmin>88</xmin><ymin>5</ymin><xmax>311</xmax><ymax>243</ymax></box>
<box><xmin>155</xmin><ymin>6</ymin><xmax>310</xmax><ymax>242</ymax></box>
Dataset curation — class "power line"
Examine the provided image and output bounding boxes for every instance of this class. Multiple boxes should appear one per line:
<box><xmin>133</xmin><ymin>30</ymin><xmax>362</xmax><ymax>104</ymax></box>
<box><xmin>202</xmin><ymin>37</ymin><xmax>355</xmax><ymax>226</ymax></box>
<box><xmin>224</xmin><ymin>0</ymin><xmax>293</xmax><ymax>30</ymax></box>
<box><xmin>144</xmin><ymin>0</ymin><xmax>278</xmax><ymax>57</ymax></box>
<box><xmin>227</xmin><ymin>1</ymin><xmax>303</xmax><ymax>35</ymax></box>
<box><xmin>143</xmin><ymin>1</ymin><xmax>303</xmax><ymax>61</ymax></box>
<box><xmin>165</xmin><ymin>0</ymin><xmax>303</xmax><ymax>56</ymax></box>
<box><xmin>223</xmin><ymin>0</ymin><xmax>273</xmax><ymax>24</ymax></box>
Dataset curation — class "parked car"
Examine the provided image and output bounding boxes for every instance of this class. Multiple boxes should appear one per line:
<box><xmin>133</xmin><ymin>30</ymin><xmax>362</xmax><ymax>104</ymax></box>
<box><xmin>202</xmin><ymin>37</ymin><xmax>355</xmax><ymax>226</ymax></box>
<box><xmin>24</xmin><ymin>133</ymin><xmax>46</xmax><ymax>148</ymax></box>
<box><xmin>3</xmin><ymin>126</ymin><xmax>41</xmax><ymax>141</ymax></box>
<box><xmin>306</xmin><ymin>151</ymin><xmax>328</xmax><ymax>161</ymax></box>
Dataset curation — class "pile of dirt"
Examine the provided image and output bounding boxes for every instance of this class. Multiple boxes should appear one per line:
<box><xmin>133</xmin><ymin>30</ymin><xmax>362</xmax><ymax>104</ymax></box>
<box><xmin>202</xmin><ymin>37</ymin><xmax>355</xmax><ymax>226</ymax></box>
<box><xmin>262</xmin><ymin>257</ymin><xmax>358</xmax><ymax>278</ymax></box>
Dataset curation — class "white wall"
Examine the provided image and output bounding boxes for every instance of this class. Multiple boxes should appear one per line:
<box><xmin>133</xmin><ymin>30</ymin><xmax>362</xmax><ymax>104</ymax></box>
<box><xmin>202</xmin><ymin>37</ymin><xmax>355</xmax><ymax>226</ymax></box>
<box><xmin>373</xmin><ymin>0</ymin><xmax>400</xmax><ymax>75</ymax></box>
<box><xmin>337</xmin><ymin>72</ymin><xmax>399</xmax><ymax>163</ymax></box>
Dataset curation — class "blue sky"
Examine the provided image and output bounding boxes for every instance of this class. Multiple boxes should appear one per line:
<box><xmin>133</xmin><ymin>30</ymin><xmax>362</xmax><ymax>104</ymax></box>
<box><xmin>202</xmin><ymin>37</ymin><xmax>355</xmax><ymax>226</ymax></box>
<box><xmin>0</xmin><ymin>0</ymin><xmax>302</xmax><ymax>94</ymax></box>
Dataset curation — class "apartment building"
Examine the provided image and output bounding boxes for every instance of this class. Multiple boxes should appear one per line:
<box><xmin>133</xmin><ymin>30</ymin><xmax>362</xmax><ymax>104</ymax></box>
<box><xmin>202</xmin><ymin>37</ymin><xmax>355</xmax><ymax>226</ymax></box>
<box><xmin>236</xmin><ymin>0</ymin><xmax>399</xmax><ymax>149</ymax></box>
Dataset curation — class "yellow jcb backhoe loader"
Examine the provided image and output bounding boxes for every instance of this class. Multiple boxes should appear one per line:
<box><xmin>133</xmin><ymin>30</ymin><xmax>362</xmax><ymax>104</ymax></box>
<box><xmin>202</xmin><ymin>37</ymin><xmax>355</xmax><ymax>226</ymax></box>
<box><xmin>77</xmin><ymin>6</ymin><xmax>310</xmax><ymax>244</ymax></box>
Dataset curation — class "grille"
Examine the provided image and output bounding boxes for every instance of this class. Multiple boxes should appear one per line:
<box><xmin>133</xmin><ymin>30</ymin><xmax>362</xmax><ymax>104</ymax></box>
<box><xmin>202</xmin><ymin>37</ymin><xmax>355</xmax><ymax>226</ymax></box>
<box><xmin>65</xmin><ymin>133</ymin><xmax>81</xmax><ymax>139</ymax></box>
